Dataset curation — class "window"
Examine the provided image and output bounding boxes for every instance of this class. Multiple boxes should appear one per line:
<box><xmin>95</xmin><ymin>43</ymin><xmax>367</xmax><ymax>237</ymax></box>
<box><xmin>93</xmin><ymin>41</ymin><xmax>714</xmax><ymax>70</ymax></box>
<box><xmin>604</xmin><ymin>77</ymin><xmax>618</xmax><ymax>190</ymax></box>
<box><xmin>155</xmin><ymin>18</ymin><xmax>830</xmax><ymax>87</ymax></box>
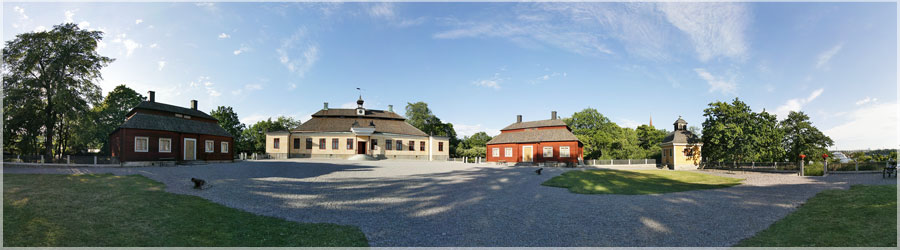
<box><xmin>505</xmin><ymin>147</ymin><xmax>512</xmax><ymax>157</ymax></box>
<box><xmin>371</xmin><ymin>139</ymin><xmax>378</xmax><ymax>150</ymax></box>
<box><xmin>438</xmin><ymin>142</ymin><xmax>444</xmax><ymax>152</ymax></box>
<box><xmin>135</xmin><ymin>137</ymin><xmax>149</xmax><ymax>152</ymax></box>
<box><xmin>560</xmin><ymin>146</ymin><xmax>570</xmax><ymax>157</ymax></box>
<box><xmin>420</xmin><ymin>141</ymin><xmax>425</xmax><ymax>151</ymax></box>
<box><xmin>684</xmin><ymin>148</ymin><xmax>693</xmax><ymax>157</ymax></box>
<box><xmin>306</xmin><ymin>138</ymin><xmax>313</xmax><ymax>149</ymax></box>
<box><xmin>332</xmin><ymin>138</ymin><xmax>339</xmax><ymax>150</ymax></box>
<box><xmin>205</xmin><ymin>140</ymin><xmax>215</xmax><ymax>153</ymax></box>
<box><xmin>175</xmin><ymin>114</ymin><xmax>183</xmax><ymax>118</ymax></box>
<box><xmin>159</xmin><ymin>138</ymin><xmax>172</xmax><ymax>153</ymax></box>
<box><xmin>409</xmin><ymin>141</ymin><xmax>415</xmax><ymax>151</ymax></box>
<box><xmin>386</xmin><ymin>139</ymin><xmax>393</xmax><ymax>150</ymax></box>
<box><xmin>274</xmin><ymin>138</ymin><xmax>280</xmax><ymax>149</ymax></box>
<box><xmin>396</xmin><ymin>140</ymin><xmax>403</xmax><ymax>151</ymax></box>
<box><xmin>294</xmin><ymin>138</ymin><xmax>300</xmax><ymax>149</ymax></box>
<box><xmin>221</xmin><ymin>142</ymin><xmax>229</xmax><ymax>153</ymax></box>
<box><xmin>319</xmin><ymin>138</ymin><xmax>326</xmax><ymax>150</ymax></box>
<box><xmin>347</xmin><ymin>138</ymin><xmax>354</xmax><ymax>150</ymax></box>
<box><xmin>492</xmin><ymin>148</ymin><xmax>500</xmax><ymax>157</ymax></box>
<box><xmin>543</xmin><ymin>147</ymin><xmax>553</xmax><ymax>157</ymax></box>
<box><xmin>183</xmin><ymin>115</ymin><xmax>191</xmax><ymax>119</ymax></box>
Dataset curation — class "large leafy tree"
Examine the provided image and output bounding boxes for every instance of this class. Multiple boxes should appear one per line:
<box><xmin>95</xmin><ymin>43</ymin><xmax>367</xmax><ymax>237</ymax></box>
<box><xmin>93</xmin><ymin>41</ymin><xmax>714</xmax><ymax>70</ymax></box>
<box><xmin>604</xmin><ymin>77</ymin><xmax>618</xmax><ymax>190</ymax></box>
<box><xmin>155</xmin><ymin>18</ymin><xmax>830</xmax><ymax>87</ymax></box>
<box><xmin>780</xmin><ymin>111</ymin><xmax>833</xmax><ymax>162</ymax></box>
<box><xmin>754</xmin><ymin>110</ymin><xmax>784</xmax><ymax>162</ymax></box>
<box><xmin>701</xmin><ymin>98</ymin><xmax>756</xmax><ymax>163</ymax></box>
<box><xmin>210</xmin><ymin>106</ymin><xmax>248</xmax><ymax>153</ymax></box>
<box><xmin>565</xmin><ymin>108</ymin><xmax>623</xmax><ymax>159</ymax></box>
<box><xmin>455</xmin><ymin>132</ymin><xmax>492</xmax><ymax>158</ymax></box>
<box><xmin>83</xmin><ymin>85</ymin><xmax>144</xmax><ymax>154</ymax></box>
<box><xmin>405</xmin><ymin>102</ymin><xmax>459</xmax><ymax>155</ymax></box>
<box><xmin>2</xmin><ymin>23</ymin><xmax>114</xmax><ymax>158</ymax></box>
<box><xmin>242</xmin><ymin>116</ymin><xmax>302</xmax><ymax>153</ymax></box>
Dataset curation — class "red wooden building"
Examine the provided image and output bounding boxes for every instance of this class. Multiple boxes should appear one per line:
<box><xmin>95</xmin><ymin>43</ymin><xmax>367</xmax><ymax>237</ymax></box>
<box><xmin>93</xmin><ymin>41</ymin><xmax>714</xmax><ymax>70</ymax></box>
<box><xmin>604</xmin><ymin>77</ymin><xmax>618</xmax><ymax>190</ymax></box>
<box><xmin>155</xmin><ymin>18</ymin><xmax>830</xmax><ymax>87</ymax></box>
<box><xmin>486</xmin><ymin>111</ymin><xmax>583</xmax><ymax>165</ymax></box>
<box><xmin>109</xmin><ymin>91</ymin><xmax>234</xmax><ymax>163</ymax></box>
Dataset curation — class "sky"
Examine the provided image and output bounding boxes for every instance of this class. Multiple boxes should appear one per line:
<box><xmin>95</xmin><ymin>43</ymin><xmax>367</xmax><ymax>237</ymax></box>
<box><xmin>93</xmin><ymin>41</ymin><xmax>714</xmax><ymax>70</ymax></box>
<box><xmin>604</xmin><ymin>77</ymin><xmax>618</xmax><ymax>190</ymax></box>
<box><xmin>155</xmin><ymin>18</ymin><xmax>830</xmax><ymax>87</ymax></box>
<box><xmin>3</xmin><ymin>2</ymin><xmax>897</xmax><ymax>150</ymax></box>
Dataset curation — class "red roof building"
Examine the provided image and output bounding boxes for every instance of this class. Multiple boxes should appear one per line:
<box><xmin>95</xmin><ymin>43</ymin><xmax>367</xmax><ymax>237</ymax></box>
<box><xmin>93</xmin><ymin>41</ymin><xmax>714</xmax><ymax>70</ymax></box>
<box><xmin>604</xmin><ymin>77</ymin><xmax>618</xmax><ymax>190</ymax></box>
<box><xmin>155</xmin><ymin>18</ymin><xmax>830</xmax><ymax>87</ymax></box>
<box><xmin>486</xmin><ymin>111</ymin><xmax>583</xmax><ymax>165</ymax></box>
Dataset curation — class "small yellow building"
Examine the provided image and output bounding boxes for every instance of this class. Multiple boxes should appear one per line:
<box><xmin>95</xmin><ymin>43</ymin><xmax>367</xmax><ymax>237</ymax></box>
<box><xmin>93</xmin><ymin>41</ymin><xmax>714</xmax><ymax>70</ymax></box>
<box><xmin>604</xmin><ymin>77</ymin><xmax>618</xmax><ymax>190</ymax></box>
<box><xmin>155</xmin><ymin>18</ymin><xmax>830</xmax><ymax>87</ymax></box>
<box><xmin>265</xmin><ymin>97</ymin><xmax>450</xmax><ymax>161</ymax></box>
<box><xmin>660</xmin><ymin>117</ymin><xmax>702</xmax><ymax>170</ymax></box>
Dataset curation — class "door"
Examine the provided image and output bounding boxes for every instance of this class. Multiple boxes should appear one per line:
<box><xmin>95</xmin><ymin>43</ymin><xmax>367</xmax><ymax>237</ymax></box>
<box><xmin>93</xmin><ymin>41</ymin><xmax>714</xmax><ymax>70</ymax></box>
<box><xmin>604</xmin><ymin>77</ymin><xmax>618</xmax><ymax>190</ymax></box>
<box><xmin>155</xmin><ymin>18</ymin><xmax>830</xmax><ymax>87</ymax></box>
<box><xmin>522</xmin><ymin>146</ymin><xmax>533</xmax><ymax>162</ymax></box>
<box><xmin>357</xmin><ymin>141</ymin><xmax>366</xmax><ymax>154</ymax></box>
<box><xmin>184</xmin><ymin>138</ymin><xmax>196</xmax><ymax>161</ymax></box>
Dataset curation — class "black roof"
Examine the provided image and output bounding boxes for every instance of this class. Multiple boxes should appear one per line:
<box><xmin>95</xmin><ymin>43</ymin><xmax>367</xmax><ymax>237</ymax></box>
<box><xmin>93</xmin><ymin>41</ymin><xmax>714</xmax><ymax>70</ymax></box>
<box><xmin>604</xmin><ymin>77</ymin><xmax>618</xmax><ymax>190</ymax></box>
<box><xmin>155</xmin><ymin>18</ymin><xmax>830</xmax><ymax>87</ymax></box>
<box><xmin>661</xmin><ymin>130</ymin><xmax>700</xmax><ymax>144</ymax></box>
<box><xmin>130</xmin><ymin>101</ymin><xmax>217</xmax><ymax>121</ymax></box>
<box><xmin>117</xmin><ymin>113</ymin><xmax>233</xmax><ymax>137</ymax></box>
<box><xmin>501</xmin><ymin>119</ymin><xmax>569</xmax><ymax>131</ymax></box>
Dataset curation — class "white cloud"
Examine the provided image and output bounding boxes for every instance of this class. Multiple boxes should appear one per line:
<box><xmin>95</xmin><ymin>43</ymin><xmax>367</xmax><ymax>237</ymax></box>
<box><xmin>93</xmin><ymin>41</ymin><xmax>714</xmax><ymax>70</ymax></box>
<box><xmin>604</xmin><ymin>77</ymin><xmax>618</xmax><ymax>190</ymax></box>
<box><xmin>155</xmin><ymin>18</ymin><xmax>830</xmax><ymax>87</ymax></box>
<box><xmin>694</xmin><ymin>68</ymin><xmax>737</xmax><ymax>95</ymax></box>
<box><xmin>825</xmin><ymin>102</ymin><xmax>898</xmax><ymax>150</ymax></box>
<box><xmin>368</xmin><ymin>3</ymin><xmax>394</xmax><ymax>19</ymax></box>
<box><xmin>33</xmin><ymin>26</ymin><xmax>47</xmax><ymax>32</ymax></box>
<box><xmin>245</xmin><ymin>84</ymin><xmax>263</xmax><ymax>90</ymax></box>
<box><xmin>78</xmin><ymin>21</ymin><xmax>90</xmax><ymax>28</ymax></box>
<box><xmin>190</xmin><ymin>76</ymin><xmax>221</xmax><ymax>97</ymax></box>
<box><xmin>149</xmin><ymin>43</ymin><xmax>158</xmax><ymax>48</ymax></box>
<box><xmin>277</xmin><ymin>28</ymin><xmax>319</xmax><ymax>77</ymax></box>
<box><xmin>233</xmin><ymin>45</ymin><xmax>250</xmax><ymax>55</ymax></box>
<box><xmin>64</xmin><ymin>9</ymin><xmax>76</xmax><ymax>23</ymax></box>
<box><xmin>657</xmin><ymin>2</ymin><xmax>750</xmax><ymax>61</ymax></box>
<box><xmin>774</xmin><ymin>88</ymin><xmax>824</xmax><ymax>119</ymax></box>
<box><xmin>454</xmin><ymin>123</ymin><xmax>501</xmax><ymax>137</ymax></box>
<box><xmin>218</xmin><ymin>33</ymin><xmax>230</xmax><ymax>39</ymax></box>
<box><xmin>157</xmin><ymin>61</ymin><xmax>166</xmax><ymax>71</ymax></box>
<box><xmin>135</xmin><ymin>19</ymin><xmax>143</xmax><ymax>25</ymax></box>
<box><xmin>617</xmin><ymin>118</ymin><xmax>642</xmax><ymax>129</ymax></box>
<box><xmin>12</xmin><ymin>6</ymin><xmax>29</xmax><ymax>29</ymax></box>
<box><xmin>14</xmin><ymin>6</ymin><xmax>28</xmax><ymax>20</ymax></box>
<box><xmin>816</xmin><ymin>44</ymin><xmax>843</xmax><ymax>69</ymax></box>
<box><xmin>855</xmin><ymin>97</ymin><xmax>878</xmax><ymax>106</ymax></box>
<box><xmin>122</xmin><ymin>39</ymin><xmax>142</xmax><ymax>57</ymax></box>
<box><xmin>472</xmin><ymin>73</ymin><xmax>504</xmax><ymax>90</ymax></box>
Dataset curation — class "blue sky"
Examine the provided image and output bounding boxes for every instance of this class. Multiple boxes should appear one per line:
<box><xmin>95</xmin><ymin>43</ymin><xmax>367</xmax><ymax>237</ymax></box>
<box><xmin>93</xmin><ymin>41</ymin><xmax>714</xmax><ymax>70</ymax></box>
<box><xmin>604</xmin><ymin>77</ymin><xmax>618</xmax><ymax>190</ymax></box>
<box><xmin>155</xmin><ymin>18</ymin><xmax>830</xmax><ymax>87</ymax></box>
<box><xmin>3</xmin><ymin>2</ymin><xmax>897</xmax><ymax>150</ymax></box>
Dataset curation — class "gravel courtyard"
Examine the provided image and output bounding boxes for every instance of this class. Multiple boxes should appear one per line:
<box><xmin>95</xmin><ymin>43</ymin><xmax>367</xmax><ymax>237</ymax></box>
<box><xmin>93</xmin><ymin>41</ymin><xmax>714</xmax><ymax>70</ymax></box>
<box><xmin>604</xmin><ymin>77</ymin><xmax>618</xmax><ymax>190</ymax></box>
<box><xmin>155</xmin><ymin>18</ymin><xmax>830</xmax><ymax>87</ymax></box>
<box><xmin>4</xmin><ymin>160</ymin><xmax>896</xmax><ymax>247</ymax></box>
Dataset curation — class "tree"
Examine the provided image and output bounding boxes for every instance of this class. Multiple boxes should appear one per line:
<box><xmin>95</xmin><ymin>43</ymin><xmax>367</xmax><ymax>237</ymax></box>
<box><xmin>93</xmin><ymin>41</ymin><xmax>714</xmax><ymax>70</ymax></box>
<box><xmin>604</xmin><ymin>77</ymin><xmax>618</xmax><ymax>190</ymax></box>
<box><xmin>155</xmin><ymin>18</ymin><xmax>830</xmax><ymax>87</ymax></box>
<box><xmin>405</xmin><ymin>102</ymin><xmax>459</xmax><ymax>155</ymax></box>
<box><xmin>242</xmin><ymin>116</ymin><xmax>302</xmax><ymax>153</ymax></box>
<box><xmin>455</xmin><ymin>132</ymin><xmax>492</xmax><ymax>158</ymax></box>
<box><xmin>701</xmin><ymin>98</ymin><xmax>756</xmax><ymax>163</ymax></box>
<box><xmin>564</xmin><ymin>108</ymin><xmax>624</xmax><ymax>159</ymax></box>
<box><xmin>81</xmin><ymin>85</ymin><xmax>144</xmax><ymax>154</ymax></box>
<box><xmin>210</xmin><ymin>106</ymin><xmax>248</xmax><ymax>153</ymax></box>
<box><xmin>753</xmin><ymin>110</ymin><xmax>784</xmax><ymax>162</ymax></box>
<box><xmin>3</xmin><ymin>23</ymin><xmax>114</xmax><ymax>158</ymax></box>
<box><xmin>780</xmin><ymin>111</ymin><xmax>834</xmax><ymax>162</ymax></box>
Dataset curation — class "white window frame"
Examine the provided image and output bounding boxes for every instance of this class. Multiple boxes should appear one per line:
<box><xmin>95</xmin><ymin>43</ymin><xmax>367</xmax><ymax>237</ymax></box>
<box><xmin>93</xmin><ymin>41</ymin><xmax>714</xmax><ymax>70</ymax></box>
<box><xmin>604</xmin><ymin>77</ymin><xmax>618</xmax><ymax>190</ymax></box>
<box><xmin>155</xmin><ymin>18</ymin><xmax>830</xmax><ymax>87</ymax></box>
<box><xmin>492</xmin><ymin>148</ymin><xmax>500</xmax><ymax>157</ymax></box>
<box><xmin>134</xmin><ymin>137</ymin><xmax>149</xmax><ymax>152</ymax></box>
<box><xmin>505</xmin><ymin>147</ymin><xmax>513</xmax><ymax>157</ymax></box>
<box><xmin>560</xmin><ymin>146</ymin><xmax>571</xmax><ymax>157</ymax></box>
<box><xmin>205</xmin><ymin>140</ymin><xmax>215</xmax><ymax>153</ymax></box>
<box><xmin>159</xmin><ymin>138</ymin><xmax>172</xmax><ymax>153</ymax></box>
<box><xmin>543</xmin><ymin>147</ymin><xmax>553</xmax><ymax>157</ymax></box>
<box><xmin>221</xmin><ymin>141</ymin><xmax>229</xmax><ymax>153</ymax></box>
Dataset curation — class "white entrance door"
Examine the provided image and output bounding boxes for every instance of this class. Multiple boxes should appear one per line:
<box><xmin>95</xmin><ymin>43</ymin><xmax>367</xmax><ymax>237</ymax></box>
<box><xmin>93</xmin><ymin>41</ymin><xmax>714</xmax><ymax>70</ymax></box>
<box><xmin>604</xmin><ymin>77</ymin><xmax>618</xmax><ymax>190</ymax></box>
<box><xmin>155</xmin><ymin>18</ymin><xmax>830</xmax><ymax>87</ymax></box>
<box><xmin>184</xmin><ymin>138</ymin><xmax>197</xmax><ymax>161</ymax></box>
<box><xmin>522</xmin><ymin>146</ymin><xmax>533</xmax><ymax>162</ymax></box>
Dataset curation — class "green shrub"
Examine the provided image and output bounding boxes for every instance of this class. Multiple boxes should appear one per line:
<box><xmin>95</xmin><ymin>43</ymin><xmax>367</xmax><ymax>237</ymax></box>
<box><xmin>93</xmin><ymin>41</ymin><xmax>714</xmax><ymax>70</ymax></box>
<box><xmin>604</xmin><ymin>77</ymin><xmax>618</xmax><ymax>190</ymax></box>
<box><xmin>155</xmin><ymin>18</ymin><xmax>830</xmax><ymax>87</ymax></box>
<box><xmin>804</xmin><ymin>162</ymin><xmax>824</xmax><ymax>176</ymax></box>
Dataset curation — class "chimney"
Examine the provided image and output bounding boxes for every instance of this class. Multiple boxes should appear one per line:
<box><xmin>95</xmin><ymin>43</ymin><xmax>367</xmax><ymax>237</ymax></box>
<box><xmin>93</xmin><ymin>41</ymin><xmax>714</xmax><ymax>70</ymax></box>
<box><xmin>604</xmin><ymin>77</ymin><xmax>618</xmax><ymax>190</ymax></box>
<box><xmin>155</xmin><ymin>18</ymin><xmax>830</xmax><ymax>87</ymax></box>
<box><xmin>190</xmin><ymin>100</ymin><xmax>197</xmax><ymax>110</ymax></box>
<box><xmin>323</xmin><ymin>102</ymin><xmax>329</xmax><ymax>110</ymax></box>
<box><xmin>148</xmin><ymin>91</ymin><xmax>155</xmax><ymax>102</ymax></box>
<box><xmin>551</xmin><ymin>111</ymin><xmax>557</xmax><ymax>120</ymax></box>
<box><xmin>388</xmin><ymin>105</ymin><xmax>393</xmax><ymax>112</ymax></box>
<box><xmin>516</xmin><ymin>115</ymin><xmax>522</xmax><ymax>123</ymax></box>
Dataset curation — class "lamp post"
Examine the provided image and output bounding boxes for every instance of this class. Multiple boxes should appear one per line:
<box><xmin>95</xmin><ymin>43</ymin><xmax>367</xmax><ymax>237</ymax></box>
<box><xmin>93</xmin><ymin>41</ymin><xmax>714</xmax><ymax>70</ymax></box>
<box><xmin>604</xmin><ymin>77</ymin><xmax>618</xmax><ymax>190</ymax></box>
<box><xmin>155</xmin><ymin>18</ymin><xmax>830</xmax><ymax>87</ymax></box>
<box><xmin>822</xmin><ymin>153</ymin><xmax>829</xmax><ymax>176</ymax></box>
<box><xmin>800</xmin><ymin>154</ymin><xmax>806</xmax><ymax>176</ymax></box>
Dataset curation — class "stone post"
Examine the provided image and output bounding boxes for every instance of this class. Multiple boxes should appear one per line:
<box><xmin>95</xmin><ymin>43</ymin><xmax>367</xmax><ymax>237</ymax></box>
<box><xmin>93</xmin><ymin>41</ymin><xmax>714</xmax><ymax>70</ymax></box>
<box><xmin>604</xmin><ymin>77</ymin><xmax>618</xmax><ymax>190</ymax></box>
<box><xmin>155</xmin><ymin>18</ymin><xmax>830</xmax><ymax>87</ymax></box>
<box><xmin>94</xmin><ymin>156</ymin><xmax>98</xmax><ymax>165</ymax></box>
<box><xmin>800</xmin><ymin>160</ymin><xmax>804</xmax><ymax>176</ymax></box>
<box><xmin>824</xmin><ymin>161</ymin><xmax>828</xmax><ymax>176</ymax></box>
<box><xmin>40</xmin><ymin>155</ymin><xmax>44</xmax><ymax>163</ymax></box>
<box><xmin>855</xmin><ymin>161</ymin><xmax>859</xmax><ymax>172</ymax></box>
<box><xmin>67</xmin><ymin>155</ymin><xmax>70</xmax><ymax>164</ymax></box>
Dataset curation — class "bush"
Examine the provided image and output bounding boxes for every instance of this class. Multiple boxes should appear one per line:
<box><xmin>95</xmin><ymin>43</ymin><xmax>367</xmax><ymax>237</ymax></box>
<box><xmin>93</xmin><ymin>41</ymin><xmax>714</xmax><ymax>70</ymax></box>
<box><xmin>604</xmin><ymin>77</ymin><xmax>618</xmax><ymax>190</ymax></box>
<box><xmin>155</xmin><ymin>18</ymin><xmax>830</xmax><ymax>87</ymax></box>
<box><xmin>804</xmin><ymin>162</ymin><xmax>824</xmax><ymax>176</ymax></box>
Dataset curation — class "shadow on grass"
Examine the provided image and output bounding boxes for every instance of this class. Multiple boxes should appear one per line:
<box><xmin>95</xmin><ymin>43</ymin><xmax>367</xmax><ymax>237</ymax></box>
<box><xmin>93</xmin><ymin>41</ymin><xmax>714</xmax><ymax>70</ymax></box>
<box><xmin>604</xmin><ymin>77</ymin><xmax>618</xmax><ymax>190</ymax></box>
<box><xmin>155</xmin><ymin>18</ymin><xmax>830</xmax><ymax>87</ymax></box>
<box><xmin>540</xmin><ymin>169</ymin><xmax>744</xmax><ymax>195</ymax></box>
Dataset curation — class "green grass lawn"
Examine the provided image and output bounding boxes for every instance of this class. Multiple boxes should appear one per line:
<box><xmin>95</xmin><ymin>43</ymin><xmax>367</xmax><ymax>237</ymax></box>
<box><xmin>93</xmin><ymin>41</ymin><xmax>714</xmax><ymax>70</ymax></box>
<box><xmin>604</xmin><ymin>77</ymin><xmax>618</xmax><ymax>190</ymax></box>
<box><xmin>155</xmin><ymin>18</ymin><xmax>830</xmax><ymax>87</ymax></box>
<box><xmin>736</xmin><ymin>185</ymin><xmax>897</xmax><ymax>247</ymax></box>
<box><xmin>541</xmin><ymin>169</ymin><xmax>743</xmax><ymax>195</ymax></box>
<box><xmin>3</xmin><ymin>174</ymin><xmax>368</xmax><ymax>247</ymax></box>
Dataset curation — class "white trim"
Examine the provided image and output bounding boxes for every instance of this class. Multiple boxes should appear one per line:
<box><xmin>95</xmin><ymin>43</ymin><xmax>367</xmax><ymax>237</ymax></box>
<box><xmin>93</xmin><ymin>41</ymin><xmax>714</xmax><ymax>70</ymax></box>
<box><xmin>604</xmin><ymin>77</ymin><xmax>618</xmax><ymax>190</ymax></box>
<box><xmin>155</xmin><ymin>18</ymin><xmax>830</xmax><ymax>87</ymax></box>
<box><xmin>184</xmin><ymin>138</ymin><xmax>197</xmax><ymax>161</ymax></box>
<box><xmin>205</xmin><ymin>140</ymin><xmax>214</xmax><ymax>153</ymax></box>
<box><xmin>492</xmin><ymin>148</ymin><xmax>500</xmax><ymax>157</ymax></box>
<box><xmin>542</xmin><ymin>146</ymin><xmax>553</xmax><ymax>158</ymax></box>
<box><xmin>560</xmin><ymin>146</ymin><xmax>571</xmax><ymax>158</ymax></box>
<box><xmin>522</xmin><ymin>146</ymin><xmax>533</xmax><ymax>162</ymax></box>
<box><xmin>134</xmin><ymin>137</ymin><xmax>149</xmax><ymax>152</ymax></box>
<box><xmin>159</xmin><ymin>138</ymin><xmax>172</xmax><ymax>153</ymax></box>
<box><xmin>505</xmin><ymin>147</ymin><xmax>513</xmax><ymax>157</ymax></box>
<box><xmin>221</xmin><ymin>141</ymin><xmax>229</xmax><ymax>153</ymax></box>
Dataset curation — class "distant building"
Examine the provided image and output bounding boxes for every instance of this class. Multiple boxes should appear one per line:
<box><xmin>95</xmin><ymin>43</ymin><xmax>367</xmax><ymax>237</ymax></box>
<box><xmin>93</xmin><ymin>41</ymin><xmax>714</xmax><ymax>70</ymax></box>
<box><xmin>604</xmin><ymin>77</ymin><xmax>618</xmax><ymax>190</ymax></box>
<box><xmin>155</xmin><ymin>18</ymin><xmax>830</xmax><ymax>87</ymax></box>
<box><xmin>486</xmin><ymin>112</ymin><xmax>584</xmax><ymax>165</ymax></box>
<box><xmin>660</xmin><ymin>117</ymin><xmax>702</xmax><ymax>170</ymax></box>
<box><xmin>265</xmin><ymin>97</ymin><xmax>450</xmax><ymax>160</ymax></box>
<box><xmin>110</xmin><ymin>91</ymin><xmax>234</xmax><ymax>163</ymax></box>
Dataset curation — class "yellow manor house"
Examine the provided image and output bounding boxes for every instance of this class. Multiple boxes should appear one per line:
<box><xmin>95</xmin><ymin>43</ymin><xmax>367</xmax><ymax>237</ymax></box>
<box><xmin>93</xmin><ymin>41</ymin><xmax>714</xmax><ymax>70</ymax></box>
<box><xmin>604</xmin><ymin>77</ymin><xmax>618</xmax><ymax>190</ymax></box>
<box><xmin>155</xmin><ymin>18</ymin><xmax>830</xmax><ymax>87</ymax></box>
<box><xmin>660</xmin><ymin>117</ymin><xmax>703</xmax><ymax>170</ymax></box>
<box><xmin>265</xmin><ymin>97</ymin><xmax>450</xmax><ymax>161</ymax></box>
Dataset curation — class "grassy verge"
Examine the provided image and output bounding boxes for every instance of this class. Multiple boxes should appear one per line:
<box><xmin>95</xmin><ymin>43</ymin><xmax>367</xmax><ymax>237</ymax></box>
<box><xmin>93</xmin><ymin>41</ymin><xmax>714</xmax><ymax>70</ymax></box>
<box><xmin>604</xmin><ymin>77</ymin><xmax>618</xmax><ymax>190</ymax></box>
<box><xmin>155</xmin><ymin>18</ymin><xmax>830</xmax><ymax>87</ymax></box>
<box><xmin>541</xmin><ymin>169</ymin><xmax>743</xmax><ymax>195</ymax></box>
<box><xmin>736</xmin><ymin>185</ymin><xmax>897</xmax><ymax>247</ymax></box>
<box><xmin>3</xmin><ymin>174</ymin><xmax>369</xmax><ymax>247</ymax></box>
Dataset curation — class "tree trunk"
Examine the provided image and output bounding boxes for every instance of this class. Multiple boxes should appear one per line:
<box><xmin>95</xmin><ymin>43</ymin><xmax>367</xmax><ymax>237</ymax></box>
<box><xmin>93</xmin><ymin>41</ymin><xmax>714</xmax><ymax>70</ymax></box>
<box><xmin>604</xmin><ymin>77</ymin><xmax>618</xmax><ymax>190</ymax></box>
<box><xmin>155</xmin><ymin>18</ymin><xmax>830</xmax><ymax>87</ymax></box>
<box><xmin>43</xmin><ymin>86</ymin><xmax>55</xmax><ymax>161</ymax></box>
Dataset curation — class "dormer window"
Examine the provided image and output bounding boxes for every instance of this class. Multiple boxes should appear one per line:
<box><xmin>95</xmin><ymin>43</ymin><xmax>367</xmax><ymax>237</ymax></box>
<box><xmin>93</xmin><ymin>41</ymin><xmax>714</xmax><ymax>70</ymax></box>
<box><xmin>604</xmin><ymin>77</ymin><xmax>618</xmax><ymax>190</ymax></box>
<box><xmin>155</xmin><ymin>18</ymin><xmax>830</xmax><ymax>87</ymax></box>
<box><xmin>184</xmin><ymin>115</ymin><xmax>191</xmax><ymax>119</ymax></box>
<box><xmin>175</xmin><ymin>114</ymin><xmax>183</xmax><ymax>118</ymax></box>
